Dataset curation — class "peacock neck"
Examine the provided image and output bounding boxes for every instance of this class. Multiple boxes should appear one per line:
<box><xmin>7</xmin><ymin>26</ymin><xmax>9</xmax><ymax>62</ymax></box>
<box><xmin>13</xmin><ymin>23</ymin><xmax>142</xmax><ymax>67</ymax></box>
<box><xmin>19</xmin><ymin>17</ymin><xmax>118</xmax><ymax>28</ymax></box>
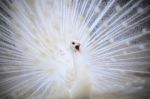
<box><xmin>71</xmin><ymin>52</ymin><xmax>92</xmax><ymax>99</ymax></box>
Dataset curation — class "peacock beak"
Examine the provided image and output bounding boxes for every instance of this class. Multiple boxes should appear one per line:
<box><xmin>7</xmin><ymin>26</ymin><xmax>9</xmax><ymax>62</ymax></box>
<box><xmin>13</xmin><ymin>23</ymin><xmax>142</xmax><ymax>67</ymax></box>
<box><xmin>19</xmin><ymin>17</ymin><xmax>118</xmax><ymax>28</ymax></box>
<box><xmin>75</xmin><ymin>43</ymin><xmax>80</xmax><ymax>52</ymax></box>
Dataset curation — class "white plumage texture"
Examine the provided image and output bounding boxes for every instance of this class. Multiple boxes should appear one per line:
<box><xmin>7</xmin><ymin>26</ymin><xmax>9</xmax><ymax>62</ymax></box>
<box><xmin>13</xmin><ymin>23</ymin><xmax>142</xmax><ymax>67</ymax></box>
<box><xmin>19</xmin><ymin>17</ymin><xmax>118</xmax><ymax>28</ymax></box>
<box><xmin>0</xmin><ymin>0</ymin><xmax>150</xmax><ymax>99</ymax></box>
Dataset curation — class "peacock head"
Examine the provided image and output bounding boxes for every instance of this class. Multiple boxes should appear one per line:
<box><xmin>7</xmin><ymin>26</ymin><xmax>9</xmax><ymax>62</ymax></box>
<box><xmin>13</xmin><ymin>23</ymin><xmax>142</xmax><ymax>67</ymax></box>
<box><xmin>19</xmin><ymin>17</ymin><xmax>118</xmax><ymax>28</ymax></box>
<box><xmin>71</xmin><ymin>40</ymin><xmax>81</xmax><ymax>52</ymax></box>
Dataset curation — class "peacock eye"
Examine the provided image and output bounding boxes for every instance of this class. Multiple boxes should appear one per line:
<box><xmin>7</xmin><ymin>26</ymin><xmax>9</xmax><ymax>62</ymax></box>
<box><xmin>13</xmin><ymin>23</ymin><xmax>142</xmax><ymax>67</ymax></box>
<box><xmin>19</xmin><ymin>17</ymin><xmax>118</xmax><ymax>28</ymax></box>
<box><xmin>72</xmin><ymin>42</ymin><xmax>75</xmax><ymax>45</ymax></box>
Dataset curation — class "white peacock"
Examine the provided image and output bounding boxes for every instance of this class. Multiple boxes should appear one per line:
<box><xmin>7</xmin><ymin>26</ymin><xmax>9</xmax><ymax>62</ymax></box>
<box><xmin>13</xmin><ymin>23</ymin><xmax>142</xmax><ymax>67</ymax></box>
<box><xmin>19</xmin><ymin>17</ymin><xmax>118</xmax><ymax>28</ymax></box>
<box><xmin>0</xmin><ymin>0</ymin><xmax>150</xmax><ymax>99</ymax></box>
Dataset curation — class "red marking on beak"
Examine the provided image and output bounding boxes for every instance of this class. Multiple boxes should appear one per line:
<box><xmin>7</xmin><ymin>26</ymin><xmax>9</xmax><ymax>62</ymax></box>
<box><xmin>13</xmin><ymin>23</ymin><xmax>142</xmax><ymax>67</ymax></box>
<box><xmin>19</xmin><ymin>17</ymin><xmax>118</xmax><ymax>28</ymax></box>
<box><xmin>75</xmin><ymin>44</ymin><xmax>80</xmax><ymax>52</ymax></box>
